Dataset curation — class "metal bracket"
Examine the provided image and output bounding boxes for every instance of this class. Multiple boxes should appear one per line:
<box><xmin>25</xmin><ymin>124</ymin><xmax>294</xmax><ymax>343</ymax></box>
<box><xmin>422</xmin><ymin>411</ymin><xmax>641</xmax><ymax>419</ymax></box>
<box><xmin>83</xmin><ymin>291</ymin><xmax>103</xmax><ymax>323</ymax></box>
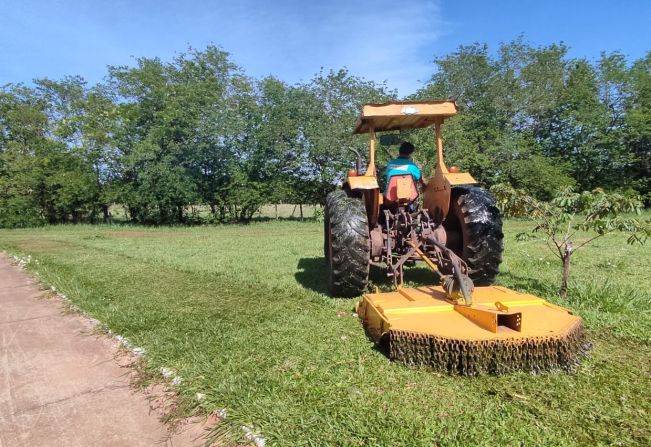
<box><xmin>454</xmin><ymin>306</ymin><xmax>522</xmax><ymax>333</ymax></box>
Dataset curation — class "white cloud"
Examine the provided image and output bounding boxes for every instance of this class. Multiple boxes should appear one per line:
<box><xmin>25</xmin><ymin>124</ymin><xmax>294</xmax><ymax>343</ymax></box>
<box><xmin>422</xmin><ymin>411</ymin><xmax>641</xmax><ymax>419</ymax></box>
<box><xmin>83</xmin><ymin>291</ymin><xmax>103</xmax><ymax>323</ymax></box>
<box><xmin>0</xmin><ymin>0</ymin><xmax>444</xmax><ymax>95</ymax></box>
<box><xmin>323</xmin><ymin>1</ymin><xmax>443</xmax><ymax>94</ymax></box>
<box><xmin>211</xmin><ymin>0</ymin><xmax>443</xmax><ymax>96</ymax></box>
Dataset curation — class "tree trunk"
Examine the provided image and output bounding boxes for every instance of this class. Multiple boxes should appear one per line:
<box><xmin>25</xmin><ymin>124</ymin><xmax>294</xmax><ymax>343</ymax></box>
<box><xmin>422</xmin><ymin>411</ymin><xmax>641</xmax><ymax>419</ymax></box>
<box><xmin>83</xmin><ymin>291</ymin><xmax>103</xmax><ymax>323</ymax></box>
<box><xmin>102</xmin><ymin>204</ymin><xmax>110</xmax><ymax>223</ymax></box>
<box><xmin>559</xmin><ymin>242</ymin><xmax>574</xmax><ymax>299</ymax></box>
<box><xmin>299</xmin><ymin>204</ymin><xmax>303</xmax><ymax>221</ymax></box>
<box><xmin>275</xmin><ymin>204</ymin><xmax>278</xmax><ymax>220</ymax></box>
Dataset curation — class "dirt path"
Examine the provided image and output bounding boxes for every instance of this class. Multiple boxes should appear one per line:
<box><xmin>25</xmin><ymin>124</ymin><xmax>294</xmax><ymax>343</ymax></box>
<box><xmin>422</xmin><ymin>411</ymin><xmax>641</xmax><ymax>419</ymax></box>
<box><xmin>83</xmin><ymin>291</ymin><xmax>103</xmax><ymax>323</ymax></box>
<box><xmin>0</xmin><ymin>255</ymin><xmax>209</xmax><ymax>447</ymax></box>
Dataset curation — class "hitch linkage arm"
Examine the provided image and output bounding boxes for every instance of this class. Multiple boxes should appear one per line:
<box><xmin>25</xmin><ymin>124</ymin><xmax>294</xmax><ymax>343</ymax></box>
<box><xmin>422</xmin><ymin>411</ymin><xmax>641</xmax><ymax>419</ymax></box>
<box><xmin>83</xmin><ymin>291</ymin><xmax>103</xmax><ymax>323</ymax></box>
<box><xmin>424</xmin><ymin>237</ymin><xmax>474</xmax><ymax>305</ymax></box>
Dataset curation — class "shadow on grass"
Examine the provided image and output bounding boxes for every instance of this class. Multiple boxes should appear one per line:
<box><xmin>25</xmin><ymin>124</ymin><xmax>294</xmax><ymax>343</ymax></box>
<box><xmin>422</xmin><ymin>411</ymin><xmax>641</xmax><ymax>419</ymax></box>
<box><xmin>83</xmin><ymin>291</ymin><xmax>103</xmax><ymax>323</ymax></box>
<box><xmin>296</xmin><ymin>257</ymin><xmax>443</xmax><ymax>296</ymax></box>
<box><xmin>295</xmin><ymin>257</ymin><xmax>329</xmax><ymax>294</ymax></box>
<box><xmin>369</xmin><ymin>265</ymin><xmax>442</xmax><ymax>292</ymax></box>
<box><xmin>295</xmin><ymin>257</ymin><xmax>555</xmax><ymax>299</ymax></box>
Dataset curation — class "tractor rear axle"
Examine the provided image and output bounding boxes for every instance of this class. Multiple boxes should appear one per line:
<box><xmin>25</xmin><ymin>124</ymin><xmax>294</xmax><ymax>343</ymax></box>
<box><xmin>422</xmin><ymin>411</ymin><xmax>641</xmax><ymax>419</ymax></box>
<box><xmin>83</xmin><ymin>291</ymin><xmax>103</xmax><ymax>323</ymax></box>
<box><xmin>373</xmin><ymin>206</ymin><xmax>474</xmax><ymax>303</ymax></box>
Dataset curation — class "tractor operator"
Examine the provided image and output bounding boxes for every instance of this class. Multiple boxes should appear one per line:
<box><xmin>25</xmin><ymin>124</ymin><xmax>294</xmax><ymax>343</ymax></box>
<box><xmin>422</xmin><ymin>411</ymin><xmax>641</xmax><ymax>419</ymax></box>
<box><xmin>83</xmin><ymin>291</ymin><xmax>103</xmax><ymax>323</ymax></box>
<box><xmin>385</xmin><ymin>142</ymin><xmax>428</xmax><ymax>188</ymax></box>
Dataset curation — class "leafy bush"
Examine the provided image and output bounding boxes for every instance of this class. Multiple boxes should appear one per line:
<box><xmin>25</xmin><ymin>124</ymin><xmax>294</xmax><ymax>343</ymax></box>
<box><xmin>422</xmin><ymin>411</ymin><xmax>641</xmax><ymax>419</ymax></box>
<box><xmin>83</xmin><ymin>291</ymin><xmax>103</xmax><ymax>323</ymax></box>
<box><xmin>0</xmin><ymin>196</ymin><xmax>44</xmax><ymax>228</ymax></box>
<box><xmin>492</xmin><ymin>183</ymin><xmax>650</xmax><ymax>297</ymax></box>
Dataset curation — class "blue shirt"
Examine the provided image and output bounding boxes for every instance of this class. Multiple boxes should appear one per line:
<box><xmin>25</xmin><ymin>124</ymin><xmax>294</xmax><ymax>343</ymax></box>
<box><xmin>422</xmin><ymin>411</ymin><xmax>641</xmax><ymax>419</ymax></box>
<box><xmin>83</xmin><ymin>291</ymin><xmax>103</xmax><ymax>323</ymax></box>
<box><xmin>385</xmin><ymin>156</ymin><xmax>422</xmax><ymax>187</ymax></box>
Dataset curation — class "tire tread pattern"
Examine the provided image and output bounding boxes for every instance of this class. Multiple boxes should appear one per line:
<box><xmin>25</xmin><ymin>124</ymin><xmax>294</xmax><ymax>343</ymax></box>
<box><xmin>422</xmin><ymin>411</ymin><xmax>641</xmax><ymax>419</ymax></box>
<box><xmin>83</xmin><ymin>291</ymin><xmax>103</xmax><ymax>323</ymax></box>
<box><xmin>325</xmin><ymin>190</ymin><xmax>370</xmax><ymax>297</ymax></box>
<box><xmin>448</xmin><ymin>186</ymin><xmax>504</xmax><ymax>285</ymax></box>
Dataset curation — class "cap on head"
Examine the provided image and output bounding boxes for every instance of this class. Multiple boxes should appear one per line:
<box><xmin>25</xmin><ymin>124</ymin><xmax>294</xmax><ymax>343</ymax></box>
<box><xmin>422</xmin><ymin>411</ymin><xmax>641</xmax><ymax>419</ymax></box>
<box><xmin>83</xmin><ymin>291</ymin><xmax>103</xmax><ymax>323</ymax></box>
<box><xmin>399</xmin><ymin>142</ymin><xmax>415</xmax><ymax>156</ymax></box>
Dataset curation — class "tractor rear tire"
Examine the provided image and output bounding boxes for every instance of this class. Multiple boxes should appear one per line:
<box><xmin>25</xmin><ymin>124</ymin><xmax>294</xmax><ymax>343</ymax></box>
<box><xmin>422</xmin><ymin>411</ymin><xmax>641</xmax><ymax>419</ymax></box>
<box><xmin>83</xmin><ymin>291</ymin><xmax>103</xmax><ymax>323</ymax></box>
<box><xmin>444</xmin><ymin>186</ymin><xmax>503</xmax><ymax>285</ymax></box>
<box><xmin>323</xmin><ymin>191</ymin><xmax>336</xmax><ymax>261</ymax></box>
<box><xmin>325</xmin><ymin>189</ymin><xmax>370</xmax><ymax>297</ymax></box>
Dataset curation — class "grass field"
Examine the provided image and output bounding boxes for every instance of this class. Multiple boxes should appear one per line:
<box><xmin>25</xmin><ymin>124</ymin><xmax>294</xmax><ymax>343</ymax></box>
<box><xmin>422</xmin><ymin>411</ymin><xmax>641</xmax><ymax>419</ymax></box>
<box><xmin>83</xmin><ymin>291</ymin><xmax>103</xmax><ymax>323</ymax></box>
<box><xmin>1</xmin><ymin>219</ymin><xmax>649</xmax><ymax>446</ymax></box>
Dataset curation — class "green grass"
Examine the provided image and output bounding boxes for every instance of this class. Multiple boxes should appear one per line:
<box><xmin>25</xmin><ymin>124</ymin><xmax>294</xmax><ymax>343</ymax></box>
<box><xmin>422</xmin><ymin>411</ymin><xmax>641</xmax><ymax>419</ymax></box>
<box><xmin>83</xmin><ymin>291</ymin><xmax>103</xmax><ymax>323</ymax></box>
<box><xmin>1</xmin><ymin>220</ymin><xmax>649</xmax><ymax>446</ymax></box>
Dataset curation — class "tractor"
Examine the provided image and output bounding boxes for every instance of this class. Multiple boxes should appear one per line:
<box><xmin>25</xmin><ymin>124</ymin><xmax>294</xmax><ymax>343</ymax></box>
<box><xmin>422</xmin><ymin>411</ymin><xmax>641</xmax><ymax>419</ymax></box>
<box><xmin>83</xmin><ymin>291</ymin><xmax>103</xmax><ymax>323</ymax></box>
<box><xmin>324</xmin><ymin>100</ymin><xmax>502</xmax><ymax>301</ymax></box>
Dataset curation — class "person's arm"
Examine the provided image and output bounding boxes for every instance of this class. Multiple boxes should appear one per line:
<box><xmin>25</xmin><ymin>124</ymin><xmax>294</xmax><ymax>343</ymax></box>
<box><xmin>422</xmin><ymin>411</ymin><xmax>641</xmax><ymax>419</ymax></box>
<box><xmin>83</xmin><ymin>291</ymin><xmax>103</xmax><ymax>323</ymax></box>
<box><xmin>415</xmin><ymin>161</ymin><xmax>428</xmax><ymax>187</ymax></box>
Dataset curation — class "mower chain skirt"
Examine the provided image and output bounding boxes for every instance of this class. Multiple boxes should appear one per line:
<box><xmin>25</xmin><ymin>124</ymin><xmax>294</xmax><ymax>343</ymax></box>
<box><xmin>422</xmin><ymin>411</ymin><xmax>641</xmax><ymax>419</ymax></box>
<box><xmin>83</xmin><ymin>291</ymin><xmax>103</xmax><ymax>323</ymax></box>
<box><xmin>445</xmin><ymin>186</ymin><xmax>504</xmax><ymax>285</ymax></box>
<box><xmin>325</xmin><ymin>189</ymin><xmax>370</xmax><ymax>297</ymax></box>
<box><xmin>387</xmin><ymin>321</ymin><xmax>589</xmax><ymax>376</ymax></box>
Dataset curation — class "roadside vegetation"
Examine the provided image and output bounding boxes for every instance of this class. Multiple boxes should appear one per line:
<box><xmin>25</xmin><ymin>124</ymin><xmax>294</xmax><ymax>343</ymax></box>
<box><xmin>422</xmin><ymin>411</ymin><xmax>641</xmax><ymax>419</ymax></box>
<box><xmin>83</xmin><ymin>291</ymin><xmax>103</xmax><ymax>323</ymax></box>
<box><xmin>1</xmin><ymin>218</ymin><xmax>649</xmax><ymax>446</ymax></box>
<box><xmin>1</xmin><ymin>38</ymin><xmax>650</xmax><ymax>228</ymax></box>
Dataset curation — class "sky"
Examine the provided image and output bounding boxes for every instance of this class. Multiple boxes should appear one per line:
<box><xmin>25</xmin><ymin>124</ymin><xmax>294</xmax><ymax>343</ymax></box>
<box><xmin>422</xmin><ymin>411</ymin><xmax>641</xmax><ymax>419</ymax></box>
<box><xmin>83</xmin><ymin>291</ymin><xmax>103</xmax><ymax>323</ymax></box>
<box><xmin>1</xmin><ymin>0</ymin><xmax>650</xmax><ymax>96</ymax></box>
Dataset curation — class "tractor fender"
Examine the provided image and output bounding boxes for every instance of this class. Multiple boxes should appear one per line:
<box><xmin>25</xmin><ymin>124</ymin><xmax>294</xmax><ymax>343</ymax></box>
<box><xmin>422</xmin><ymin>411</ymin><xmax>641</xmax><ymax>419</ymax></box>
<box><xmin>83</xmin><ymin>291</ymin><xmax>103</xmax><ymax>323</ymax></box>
<box><xmin>344</xmin><ymin>175</ymin><xmax>381</xmax><ymax>227</ymax></box>
<box><xmin>424</xmin><ymin>168</ymin><xmax>477</xmax><ymax>222</ymax></box>
<box><xmin>346</xmin><ymin>175</ymin><xmax>379</xmax><ymax>190</ymax></box>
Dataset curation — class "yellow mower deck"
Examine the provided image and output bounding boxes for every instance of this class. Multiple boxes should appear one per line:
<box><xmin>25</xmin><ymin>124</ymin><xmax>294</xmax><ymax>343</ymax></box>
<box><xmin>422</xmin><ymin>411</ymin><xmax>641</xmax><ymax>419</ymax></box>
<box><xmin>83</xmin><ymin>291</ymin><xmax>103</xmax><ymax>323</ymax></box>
<box><xmin>357</xmin><ymin>285</ymin><xmax>588</xmax><ymax>375</ymax></box>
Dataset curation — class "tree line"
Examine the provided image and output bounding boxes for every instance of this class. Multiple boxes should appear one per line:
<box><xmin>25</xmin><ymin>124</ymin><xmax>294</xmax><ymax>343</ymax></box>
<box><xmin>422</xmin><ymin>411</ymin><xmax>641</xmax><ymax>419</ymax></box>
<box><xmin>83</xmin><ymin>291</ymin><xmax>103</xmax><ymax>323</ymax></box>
<box><xmin>1</xmin><ymin>39</ymin><xmax>649</xmax><ymax>227</ymax></box>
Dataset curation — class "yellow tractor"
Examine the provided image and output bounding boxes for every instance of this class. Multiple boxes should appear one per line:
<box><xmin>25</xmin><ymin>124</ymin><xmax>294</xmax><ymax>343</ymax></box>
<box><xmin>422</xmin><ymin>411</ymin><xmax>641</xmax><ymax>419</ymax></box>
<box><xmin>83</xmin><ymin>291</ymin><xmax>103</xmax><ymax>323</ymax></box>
<box><xmin>324</xmin><ymin>100</ymin><xmax>589</xmax><ymax>375</ymax></box>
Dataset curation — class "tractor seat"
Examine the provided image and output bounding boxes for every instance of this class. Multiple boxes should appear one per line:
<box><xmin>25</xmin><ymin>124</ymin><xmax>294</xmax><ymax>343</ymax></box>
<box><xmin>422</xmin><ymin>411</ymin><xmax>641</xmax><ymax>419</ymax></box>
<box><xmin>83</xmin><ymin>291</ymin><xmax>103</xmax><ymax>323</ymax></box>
<box><xmin>384</xmin><ymin>174</ymin><xmax>419</xmax><ymax>205</ymax></box>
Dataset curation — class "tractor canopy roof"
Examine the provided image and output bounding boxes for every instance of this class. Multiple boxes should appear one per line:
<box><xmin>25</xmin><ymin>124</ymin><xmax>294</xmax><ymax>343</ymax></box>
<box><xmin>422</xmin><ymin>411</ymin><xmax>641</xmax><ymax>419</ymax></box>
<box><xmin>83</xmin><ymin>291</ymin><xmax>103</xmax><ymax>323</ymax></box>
<box><xmin>353</xmin><ymin>100</ymin><xmax>457</xmax><ymax>134</ymax></box>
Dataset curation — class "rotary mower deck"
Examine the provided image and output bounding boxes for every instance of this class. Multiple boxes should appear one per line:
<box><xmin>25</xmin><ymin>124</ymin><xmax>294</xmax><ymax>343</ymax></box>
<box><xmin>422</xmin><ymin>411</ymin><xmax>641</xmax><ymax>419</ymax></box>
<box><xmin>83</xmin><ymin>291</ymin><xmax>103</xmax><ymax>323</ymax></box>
<box><xmin>357</xmin><ymin>285</ymin><xmax>587</xmax><ymax>375</ymax></box>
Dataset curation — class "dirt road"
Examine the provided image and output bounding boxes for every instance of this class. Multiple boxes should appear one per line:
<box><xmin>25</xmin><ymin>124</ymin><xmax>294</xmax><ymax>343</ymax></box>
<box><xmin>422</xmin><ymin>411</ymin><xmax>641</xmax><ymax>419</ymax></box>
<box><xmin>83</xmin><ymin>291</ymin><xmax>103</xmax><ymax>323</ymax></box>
<box><xmin>0</xmin><ymin>255</ymin><xmax>208</xmax><ymax>446</ymax></box>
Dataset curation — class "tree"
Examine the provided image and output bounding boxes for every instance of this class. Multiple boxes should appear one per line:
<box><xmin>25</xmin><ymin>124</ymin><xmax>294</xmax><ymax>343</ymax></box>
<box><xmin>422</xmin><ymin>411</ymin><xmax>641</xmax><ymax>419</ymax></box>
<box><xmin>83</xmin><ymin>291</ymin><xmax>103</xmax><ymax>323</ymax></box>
<box><xmin>0</xmin><ymin>85</ymin><xmax>100</xmax><ymax>226</ymax></box>
<box><xmin>626</xmin><ymin>51</ymin><xmax>651</xmax><ymax>200</ymax></box>
<box><xmin>0</xmin><ymin>88</ymin><xmax>44</xmax><ymax>227</ymax></box>
<box><xmin>33</xmin><ymin>77</ymin><xmax>118</xmax><ymax>221</ymax></box>
<box><xmin>491</xmin><ymin>183</ymin><xmax>649</xmax><ymax>298</ymax></box>
<box><xmin>296</xmin><ymin>69</ymin><xmax>395</xmax><ymax>204</ymax></box>
<box><xmin>108</xmin><ymin>47</ymin><xmax>254</xmax><ymax>223</ymax></box>
<box><xmin>412</xmin><ymin>40</ymin><xmax>576</xmax><ymax>196</ymax></box>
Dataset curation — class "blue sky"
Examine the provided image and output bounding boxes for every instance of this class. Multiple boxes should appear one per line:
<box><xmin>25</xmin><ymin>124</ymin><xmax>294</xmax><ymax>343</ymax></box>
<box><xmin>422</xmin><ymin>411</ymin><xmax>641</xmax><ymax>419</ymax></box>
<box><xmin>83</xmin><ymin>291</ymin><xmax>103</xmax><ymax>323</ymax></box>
<box><xmin>1</xmin><ymin>0</ymin><xmax>649</xmax><ymax>96</ymax></box>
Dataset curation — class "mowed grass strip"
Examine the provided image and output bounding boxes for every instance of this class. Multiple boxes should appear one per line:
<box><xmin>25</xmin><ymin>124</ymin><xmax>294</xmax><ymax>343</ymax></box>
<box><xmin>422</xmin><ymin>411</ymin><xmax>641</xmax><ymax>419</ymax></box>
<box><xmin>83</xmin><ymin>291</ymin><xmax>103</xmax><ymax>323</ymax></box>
<box><xmin>1</xmin><ymin>221</ymin><xmax>649</xmax><ymax>446</ymax></box>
